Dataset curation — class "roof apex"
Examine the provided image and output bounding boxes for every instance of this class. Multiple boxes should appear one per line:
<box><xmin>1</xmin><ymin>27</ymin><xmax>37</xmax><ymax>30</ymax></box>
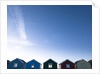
<box><xmin>88</xmin><ymin>59</ymin><xmax>92</xmax><ymax>61</ymax></box>
<box><xmin>26</xmin><ymin>59</ymin><xmax>41</xmax><ymax>64</ymax></box>
<box><xmin>43</xmin><ymin>58</ymin><xmax>57</xmax><ymax>64</ymax></box>
<box><xmin>59</xmin><ymin>59</ymin><xmax>74</xmax><ymax>65</ymax></box>
<box><xmin>11</xmin><ymin>58</ymin><xmax>26</xmax><ymax>64</ymax></box>
<box><xmin>75</xmin><ymin>59</ymin><xmax>87</xmax><ymax>64</ymax></box>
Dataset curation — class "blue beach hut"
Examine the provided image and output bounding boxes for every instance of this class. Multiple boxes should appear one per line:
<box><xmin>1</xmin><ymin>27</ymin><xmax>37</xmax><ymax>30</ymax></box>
<box><xmin>25</xmin><ymin>59</ymin><xmax>41</xmax><ymax>69</ymax></box>
<box><xmin>8</xmin><ymin>58</ymin><xmax>26</xmax><ymax>69</ymax></box>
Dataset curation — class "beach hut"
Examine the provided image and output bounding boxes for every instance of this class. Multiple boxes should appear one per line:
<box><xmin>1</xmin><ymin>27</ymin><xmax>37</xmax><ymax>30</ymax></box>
<box><xmin>75</xmin><ymin>59</ymin><xmax>91</xmax><ymax>69</ymax></box>
<box><xmin>43</xmin><ymin>59</ymin><xmax>57</xmax><ymax>69</ymax></box>
<box><xmin>7</xmin><ymin>60</ymin><xmax>10</xmax><ymax>69</ymax></box>
<box><xmin>25</xmin><ymin>59</ymin><xmax>41</xmax><ymax>69</ymax></box>
<box><xmin>59</xmin><ymin>59</ymin><xmax>75</xmax><ymax>69</ymax></box>
<box><xmin>88</xmin><ymin>60</ymin><xmax>92</xmax><ymax>68</ymax></box>
<box><xmin>8</xmin><ymin>58</ymin><xmax>26</xmax><ymax>69</ymax></box>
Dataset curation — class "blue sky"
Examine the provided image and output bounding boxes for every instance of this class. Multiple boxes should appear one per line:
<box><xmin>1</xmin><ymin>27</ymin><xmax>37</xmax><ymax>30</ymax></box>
<box><xmin>7</xmin><ymin>5</ymin><xmax>92</xmax><ymax>63</ymax></box>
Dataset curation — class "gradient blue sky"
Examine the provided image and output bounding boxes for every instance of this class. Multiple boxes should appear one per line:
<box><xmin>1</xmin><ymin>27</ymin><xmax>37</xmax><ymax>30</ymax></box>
<box><xmin>7</xmin><ymin>5</ymin><xmax>92</xmax><ymax>63</ymax></box>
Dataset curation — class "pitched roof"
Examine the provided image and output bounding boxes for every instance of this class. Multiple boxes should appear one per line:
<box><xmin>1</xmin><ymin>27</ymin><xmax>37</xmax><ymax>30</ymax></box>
<box><xmin>11</xmin><ymin>58</ymin><xmax>26</xmax><ymax>64</ymax></box>
<box><xmin>88</xmin><ymin>60</ymin><xmax>92</xmax><ymax>62</ymax></box>
<box><xmin>20</xmin><ymin>59</ymin><xmax>26</xmax><ymax>64</ymax></box>
<box><xmin>26</xmin><ymin>59</ymin><xmax>41</xmax><ymax>64</ymax></box>
<box><xmin>7</xmin><ymin>60</ymin><xmax>10</xmax><ymax>63</ymax></box>
<box><xmin>59</xmin><ymin>59</ymin><xmax>74</xmax><ymax>65</ymax></box>
<box><xmin>88</xmin><ymin>60</ymin><xmax>92</xmax><ymax>64</ymax></box>
<box><xmin>75</xmin><ymin>59</ymin><xmax>87</xmax><ymax>64</ymax></box>
<box><xmin>43</xmin><ymin>59</ymin><xmax>57</xmax><ymax>64</ymax></box>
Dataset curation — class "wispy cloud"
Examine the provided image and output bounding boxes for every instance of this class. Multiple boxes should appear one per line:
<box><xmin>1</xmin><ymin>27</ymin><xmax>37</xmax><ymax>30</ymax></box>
<box><xmin>8</xmin><ymin>6</ymin><xmax>35</xmax><ymax>47</ymax></box>
<box><xmin>8</xmin><ymin>5</ymin><xmax>26</xmax><ymax>40</ymax></box>
<box><xmin>8</xmin><ymin>38</ymin><xmax>34</xmax><ymax>46</ymax></box>
<box><xmin>7</xmin><ymin>36</ymin><xmax>36</xmax><ymax>55</ymax></box>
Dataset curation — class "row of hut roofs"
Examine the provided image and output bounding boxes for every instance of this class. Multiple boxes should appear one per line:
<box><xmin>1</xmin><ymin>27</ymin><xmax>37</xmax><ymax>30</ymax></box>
<box><xmin>7</xmin><ymin>58</ymin><xmax>92</xmax><ymax>69</ymax></box>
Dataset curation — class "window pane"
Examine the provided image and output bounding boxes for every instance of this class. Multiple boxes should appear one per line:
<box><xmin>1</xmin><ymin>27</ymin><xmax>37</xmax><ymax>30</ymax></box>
<box><xmin>66</xmin><ymin>64</ymin><xmax>70</xmax><ymax>68</ymax></box>
<box><xmin>14</xmin><ymin>63</ymin><xmax>18</xmax><ymax>67</ymax></box>
<box><xmin>48</xmin><ymin>63</ymin><xmax>52</xmax><ymax>68</ymax></box>
<box><xmin>31</xmin><ymin>64</ymin><xmax>34</xmax><ymax>68</ymax></box>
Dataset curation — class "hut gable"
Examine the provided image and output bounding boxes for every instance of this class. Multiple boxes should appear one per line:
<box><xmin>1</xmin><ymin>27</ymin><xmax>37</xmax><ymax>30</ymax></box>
<box><xmin>8</xmin><ymin>58</ymin><xmax>26</xmax><ymax>69</ymax></box>
<box><xmin>43</xmin><ymin>59</ymin><xmax>57</xmax><ymax>69</ymax></box>
<box><xmin>75</xmin><ymin>59</ymin><xmax>91</xmax><ymax>69</ymax></box>
<box><xmin>25</xmin><ymin>59</ymin><xmax>41</xmax><ymax>69</ymax></box>
<box><xmin>59</xmin><ymin>59</ymin><xmax>75</xmax><ymax>69</ymax></box>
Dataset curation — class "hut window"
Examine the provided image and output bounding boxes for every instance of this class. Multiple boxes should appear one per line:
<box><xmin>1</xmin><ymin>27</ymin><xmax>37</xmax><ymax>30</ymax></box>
<box><xmin>66</xmin><ymin>64</ymin><xmax>70</xmax><ymax>68</ymax></box>
<box><xmin>14</xmin><ymin>63</ymin><xmax>18</xmax><ymax>67</ymax></box>
<box><xmin>31</xmin><ymin>64</ymin><xmax>34</xmax><ymax>68</ymax></box>
<box><xmin>48</xmin><ymin>63</ymin><xmax>52</xmax><ymax>68</ymax></box>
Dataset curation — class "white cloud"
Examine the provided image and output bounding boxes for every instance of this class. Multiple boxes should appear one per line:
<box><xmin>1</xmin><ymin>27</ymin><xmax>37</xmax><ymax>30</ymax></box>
<box><xmin>8</xmin><ymin>5</ymin><xmax>27</xmax><ymax>40</ymax></box>
<box><xmin>7</xmin><ymin>36</ymin><xmax>35</xmax><ymax>46</ymax></box>
<box><xmin>8</xmin><ymin>6</ymin><xmax>35</xmax><ymax>47</ymax></box>
<box><xmin>7</xmin><ymin>6</ymin><xmax>38</xmax><ymax>61</ymax></box>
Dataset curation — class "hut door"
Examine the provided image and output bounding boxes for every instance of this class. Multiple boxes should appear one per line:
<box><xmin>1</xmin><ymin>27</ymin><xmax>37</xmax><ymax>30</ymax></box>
<box><xmin>48</xmin><ymin>63</ymin><xmax>52</xmax><ymax>68</ymax></box>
